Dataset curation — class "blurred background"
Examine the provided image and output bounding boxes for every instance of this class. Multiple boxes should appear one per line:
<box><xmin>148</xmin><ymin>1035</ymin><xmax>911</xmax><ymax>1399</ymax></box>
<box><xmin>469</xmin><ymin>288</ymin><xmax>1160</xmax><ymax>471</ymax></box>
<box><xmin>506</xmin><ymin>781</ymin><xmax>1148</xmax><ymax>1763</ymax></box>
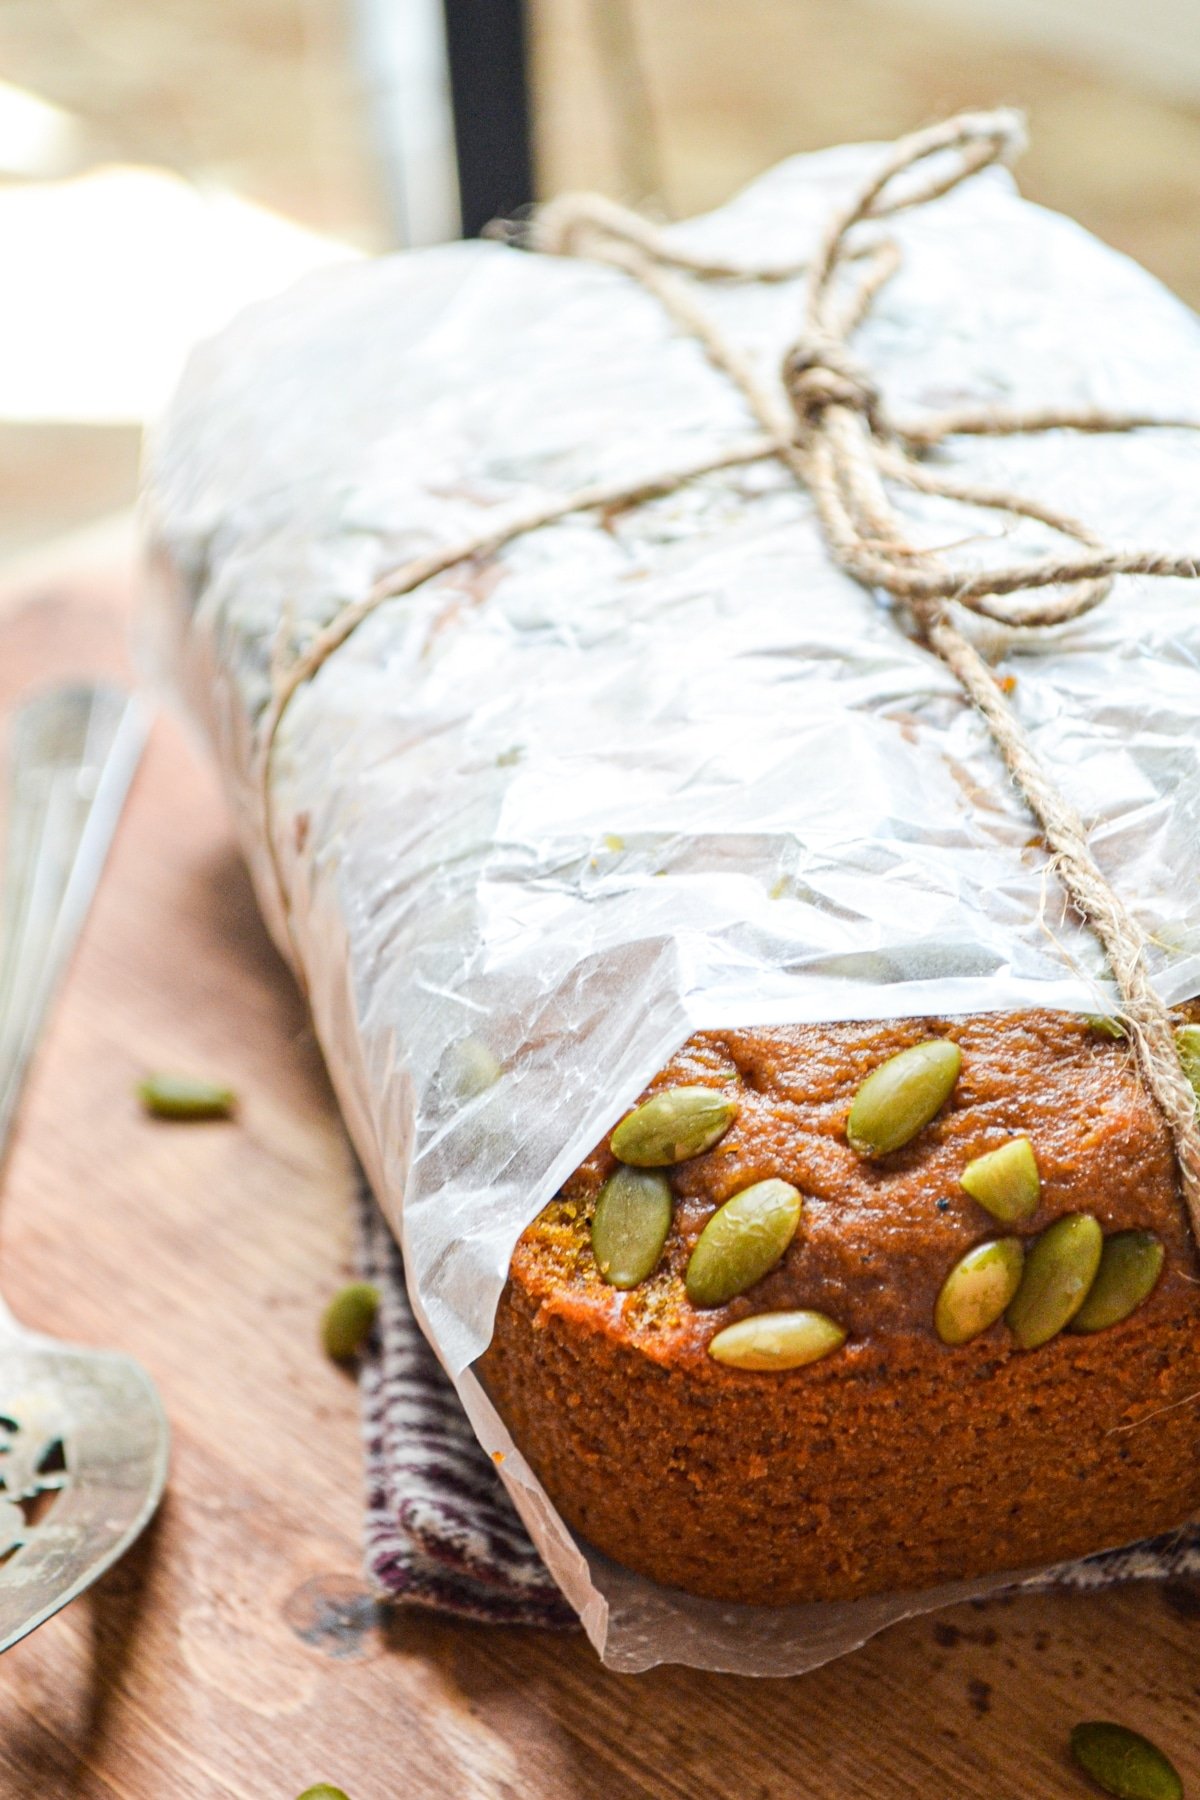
<box><xmin>0</xmin><ymin>0</ymin><xmax>1197</xmax><ymax>563</ymax></box>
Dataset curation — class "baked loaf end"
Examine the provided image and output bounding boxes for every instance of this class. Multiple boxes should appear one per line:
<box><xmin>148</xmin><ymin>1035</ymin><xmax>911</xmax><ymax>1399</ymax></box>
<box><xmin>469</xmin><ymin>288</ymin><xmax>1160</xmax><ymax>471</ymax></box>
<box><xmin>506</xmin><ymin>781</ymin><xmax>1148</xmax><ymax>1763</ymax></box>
<box><xmin>478</xmin><ymin>1011</ymin><xmax>1200</xmax><ymax>1605</ymax></box>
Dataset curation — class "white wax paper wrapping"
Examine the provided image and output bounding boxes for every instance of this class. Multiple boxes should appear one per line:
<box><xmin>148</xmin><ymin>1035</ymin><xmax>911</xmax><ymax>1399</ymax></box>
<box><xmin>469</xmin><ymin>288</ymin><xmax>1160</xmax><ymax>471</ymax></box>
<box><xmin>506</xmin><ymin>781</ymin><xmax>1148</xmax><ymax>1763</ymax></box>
<box><xmin>143</xmin><ymin>140</ymin><xmax>1200</xmax><ymax>1673</ymax></box>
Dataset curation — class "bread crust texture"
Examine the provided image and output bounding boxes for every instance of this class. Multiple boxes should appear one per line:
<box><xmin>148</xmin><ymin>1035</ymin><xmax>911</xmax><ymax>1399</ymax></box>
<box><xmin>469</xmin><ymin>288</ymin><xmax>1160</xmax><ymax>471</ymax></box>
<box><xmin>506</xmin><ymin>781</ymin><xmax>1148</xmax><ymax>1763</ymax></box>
<box><xmin>478</xmin><ymin>1012</ymin><xmax>1200</xmax><ymax>1605</ymax></box>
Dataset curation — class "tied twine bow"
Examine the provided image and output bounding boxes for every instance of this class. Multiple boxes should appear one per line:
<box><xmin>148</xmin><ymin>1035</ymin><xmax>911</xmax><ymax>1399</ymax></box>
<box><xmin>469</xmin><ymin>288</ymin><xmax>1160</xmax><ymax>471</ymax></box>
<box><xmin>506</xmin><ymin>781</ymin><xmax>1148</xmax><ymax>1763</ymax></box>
<box><xmin>262</xmin><ymin>108</ymin><xmax>1200</xmax><ymax>1238</ymax></box>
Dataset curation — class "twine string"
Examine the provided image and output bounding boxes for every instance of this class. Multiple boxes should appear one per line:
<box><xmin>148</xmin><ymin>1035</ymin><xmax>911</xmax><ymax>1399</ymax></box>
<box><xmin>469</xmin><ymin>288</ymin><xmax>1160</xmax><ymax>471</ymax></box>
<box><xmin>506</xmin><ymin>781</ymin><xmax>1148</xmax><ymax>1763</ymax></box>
<box><xmin>261</xmin><ymin>107</ymin><xmax>1200</xmax><ymax>1235</ymax></box>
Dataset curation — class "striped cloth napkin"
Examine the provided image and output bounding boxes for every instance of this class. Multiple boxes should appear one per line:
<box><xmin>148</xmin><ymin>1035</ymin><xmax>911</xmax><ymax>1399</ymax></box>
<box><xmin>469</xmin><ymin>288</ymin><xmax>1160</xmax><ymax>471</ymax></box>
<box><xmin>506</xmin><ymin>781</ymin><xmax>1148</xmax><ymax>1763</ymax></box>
<box><xmin>356</xmin><ymin>1185</ymin><xmax>574</xmax><ymax>1626</ymax></box>
<box><xmin>355</xmin><ymin>1183</ymin><xmax>1200</xmax><ymax>1628</ymax></box>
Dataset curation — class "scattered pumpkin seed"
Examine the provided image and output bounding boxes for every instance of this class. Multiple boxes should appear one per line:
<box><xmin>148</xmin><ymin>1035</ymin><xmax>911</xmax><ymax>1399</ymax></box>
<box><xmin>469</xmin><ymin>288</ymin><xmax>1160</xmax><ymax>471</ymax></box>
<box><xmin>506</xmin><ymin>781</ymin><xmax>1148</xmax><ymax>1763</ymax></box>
<box><xmin>1004</xmin><ymin>1213</ymin><xmax>1103</xmax><ymax>1349</ymax></box>
<box><xmin>934</xmin><ymin>1238</ymin><xmax>1025</xmax><ymax>1345</ymax></box>
<box><xmin>297</xmin><ymin>1788</ymin><xmax>353</xmax><ymax>1800</ymax></box>
<box><xmin>321</xmin><ymin>1282</ymin><xmax>380</xmax><ymax>1360</ymax></box>
<box><xmin>591</xmin><ymin>1166</ymin><xmax>673</xmax><ymax>1288</ymax></box>
<box><xmin>846</xmin><ymin>1039</ymin><xmax>962</xmax><ymax>1157</ymax></box>
<box><xmin>708</xmin><ymin>1309</ymin><xmax>845</xmax><ymax>1371</ymax></box>
<box><xmin>137</xmin><ymin>1072</ymin><xmax>236</xmax><ymax>1120</ymax></box>
<box><xmin>1175</xmin><ymin>1024</ymin><xmax>1200</xmax><ymax>1102</ymax></box>
<box><xmin>960</xmin><ymin>1136</ymin><xmax>1040</xmax><ymax>1224</ymax></box>
<box><xmin>685</xmin><ymin>1178</ymin><xmax>803</xmax><ymax>1308</ymax></box>
<box><xmin>1086</xmin><ymin>1015</ymin><xmax>1126</xmax><ymax>1040</ymax></box>
<box><xmin>1069</xmin><ymin>1722</ymin><xmax>1183</xmax><ymax>1800</ymax></box>
<box><xmin>610</xmin><ymin>1085</ymin><xmax>737</xmax><ymax>1166</ymax></box>
<box><xmin>1068</xmin><ymin>1230</ymin><xmax>1164</xmax><ymax>1334</ymax></box>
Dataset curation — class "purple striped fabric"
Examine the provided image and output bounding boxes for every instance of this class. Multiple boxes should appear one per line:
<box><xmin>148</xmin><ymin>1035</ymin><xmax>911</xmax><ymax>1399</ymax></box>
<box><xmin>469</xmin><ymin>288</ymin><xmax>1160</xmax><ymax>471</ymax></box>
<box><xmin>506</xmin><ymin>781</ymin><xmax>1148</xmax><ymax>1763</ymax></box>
<box><xmin>355</xmin><ymin>1180</ymin><xmax>1200</xmax><ymax>1627</ymax></box>
<box><xmin>357</xmin><ymin>1184</ymin><xmax>574</xmax><ymax>1626</ymax></box>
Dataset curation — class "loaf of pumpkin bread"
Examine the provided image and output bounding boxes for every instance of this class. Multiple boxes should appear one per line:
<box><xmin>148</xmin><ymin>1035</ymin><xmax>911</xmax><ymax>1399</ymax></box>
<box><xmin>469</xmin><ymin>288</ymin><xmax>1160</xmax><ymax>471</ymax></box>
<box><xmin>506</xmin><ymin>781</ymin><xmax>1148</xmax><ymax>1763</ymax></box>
<box><xmin>478</xmin><ymin>1010</ymin><xmax>1200</xmax><ymax>1605</ymax></box>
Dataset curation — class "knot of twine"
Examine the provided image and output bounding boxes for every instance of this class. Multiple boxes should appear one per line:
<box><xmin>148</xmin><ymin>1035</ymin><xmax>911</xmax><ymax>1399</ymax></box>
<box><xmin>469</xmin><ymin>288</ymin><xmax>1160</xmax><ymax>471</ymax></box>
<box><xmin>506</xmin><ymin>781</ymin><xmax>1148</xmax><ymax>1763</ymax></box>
<box><xmin>782</xmin><ymin>332</ymin><xmax>884</xmax><ymax>433</ymax></box>
<box><xmin>263</xmin><ymin>107</ymin><xmax>1200</xmax><ymax>1239</ymax></box>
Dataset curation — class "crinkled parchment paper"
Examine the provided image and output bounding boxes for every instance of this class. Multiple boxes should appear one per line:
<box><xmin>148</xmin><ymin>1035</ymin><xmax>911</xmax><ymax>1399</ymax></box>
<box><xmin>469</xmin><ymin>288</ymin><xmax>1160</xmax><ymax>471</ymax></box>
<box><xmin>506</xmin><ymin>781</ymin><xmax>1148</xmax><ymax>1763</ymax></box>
<box><xmin>141</xmin><ymin>140</ymin><xmax>1200</xmax><ymax>1673</ymax></box>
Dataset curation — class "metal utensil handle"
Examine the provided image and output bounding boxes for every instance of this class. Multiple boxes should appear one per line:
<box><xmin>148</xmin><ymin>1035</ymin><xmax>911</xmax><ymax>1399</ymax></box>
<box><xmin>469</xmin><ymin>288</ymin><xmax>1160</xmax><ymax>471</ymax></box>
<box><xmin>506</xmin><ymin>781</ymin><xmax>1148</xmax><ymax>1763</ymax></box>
<box><xmin>0</xmin><ymin>686</ymin><xmax>147</xmax><ymax>1169</ymax></box>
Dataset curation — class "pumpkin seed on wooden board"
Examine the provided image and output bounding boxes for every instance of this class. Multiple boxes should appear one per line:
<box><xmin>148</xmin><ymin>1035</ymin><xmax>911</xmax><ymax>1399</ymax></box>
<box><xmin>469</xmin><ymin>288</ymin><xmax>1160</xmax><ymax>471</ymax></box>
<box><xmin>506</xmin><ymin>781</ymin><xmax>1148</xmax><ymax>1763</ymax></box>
<box><xmin>708</xmin><ymin>1310</ymin><xmax>845</xmax><ymax>1370</ymax></box>
<box><xmin>298</xmin><ymin>1788</ymin><xmax>353</xmax><ymax>1800</ymax></box>
<box><xmin>610</xmin><ymin>1085</ymin><xmax>737</xmax><ymax>1166</ymax></box>
<box><xmin>934</xmin><ymin>1238</ymin><xmax>1024</xmax><ymax>1345</ymax></box>
<box><xmin>591</xmin><ymin>1166</ymin><xmax>673</xmax><ymax>1288</ymax></box>
<box><xmin>685</xmin><ymin>1179</ymin><xmax>802</xmax><ymax>1307</ymax></box>
<box><xmin>1068</xmin><ymin>1230</ymin><xmax>1164</xmax><ymax>1334</ymax></box>
<box><xmin>846</xmin><ymin>1039</ymin><xmax>961</xmax><ymax>1157</ymax></box>
<box><xmin>1005</xmin><ymin>1213</ymin><xmax>1103</xmax><ymax>1349</ymax></box>
<box><xmin>137</xmin><ymin>1072</ymin><xmax>236</xmax><ymax>1119</ymax></box>
<box><xmin>1069</xmin><ymin>1722</ymin><xmax>1183</xmax><ymax>1800</ymax></box>
<box><xmin>960</xmin><ymin>1136</ymin><xmax>1040</xmax><ymax>1223</ymax></box>
<box><xmin>321</xmin><ymin>1283</ymin><xmax>380</xmax><ymax>1360</ymax></box>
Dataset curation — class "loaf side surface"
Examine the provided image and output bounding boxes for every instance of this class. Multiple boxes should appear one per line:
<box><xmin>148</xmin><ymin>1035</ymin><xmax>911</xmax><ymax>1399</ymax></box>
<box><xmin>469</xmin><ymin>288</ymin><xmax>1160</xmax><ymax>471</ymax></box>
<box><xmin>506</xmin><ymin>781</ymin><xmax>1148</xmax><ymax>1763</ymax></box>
<box><xmin>479</xmin><ymin>1010</ymin><xmax>1200</xmax><ymax>1604</ymax></box>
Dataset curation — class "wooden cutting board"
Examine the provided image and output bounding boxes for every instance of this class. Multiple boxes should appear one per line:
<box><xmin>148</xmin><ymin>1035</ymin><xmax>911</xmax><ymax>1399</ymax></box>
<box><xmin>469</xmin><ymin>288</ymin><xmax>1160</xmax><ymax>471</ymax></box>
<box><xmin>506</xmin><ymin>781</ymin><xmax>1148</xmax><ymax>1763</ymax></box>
<box><xmin>0</xmin><ymin>527</ymin><xmax>1194</xmax><ymax>1800</ymax></box>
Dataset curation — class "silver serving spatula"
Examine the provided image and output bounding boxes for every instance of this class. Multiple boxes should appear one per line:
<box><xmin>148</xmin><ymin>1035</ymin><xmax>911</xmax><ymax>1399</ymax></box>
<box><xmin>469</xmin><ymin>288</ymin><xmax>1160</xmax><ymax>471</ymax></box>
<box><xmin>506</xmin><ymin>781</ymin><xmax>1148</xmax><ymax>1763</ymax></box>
<box><xmin>0</xmin><ymin>684</ymin><xmax>168</xmax><ymax>1653</ymax></box>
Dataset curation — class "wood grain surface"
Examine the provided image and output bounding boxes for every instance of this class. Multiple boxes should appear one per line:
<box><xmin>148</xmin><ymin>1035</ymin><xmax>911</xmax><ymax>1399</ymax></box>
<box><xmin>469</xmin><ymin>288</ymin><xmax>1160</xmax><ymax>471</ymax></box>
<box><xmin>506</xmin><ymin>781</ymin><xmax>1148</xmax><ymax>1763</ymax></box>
<box><xmin>0</xmin><ymin>533</ymin><xmax>1196</xmax><ymax>1800</ymax></box>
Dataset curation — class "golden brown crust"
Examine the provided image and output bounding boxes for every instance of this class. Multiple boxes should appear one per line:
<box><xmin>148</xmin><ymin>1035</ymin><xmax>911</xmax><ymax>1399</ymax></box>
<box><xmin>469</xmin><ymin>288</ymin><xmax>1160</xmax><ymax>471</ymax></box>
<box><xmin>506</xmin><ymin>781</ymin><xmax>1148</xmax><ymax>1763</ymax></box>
<box><xmin>478</xmin><ymin>1011</ymin><xmax>1200</xmax><ymax>1604</ymax></box>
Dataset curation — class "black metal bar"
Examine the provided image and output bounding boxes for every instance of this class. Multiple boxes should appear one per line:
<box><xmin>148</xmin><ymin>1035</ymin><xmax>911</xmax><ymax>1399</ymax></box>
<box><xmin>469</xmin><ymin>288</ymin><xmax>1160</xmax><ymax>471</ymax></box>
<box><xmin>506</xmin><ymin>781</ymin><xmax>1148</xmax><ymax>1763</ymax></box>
<box><xmin>441</xmin><ymin>0</ymin><xmax>535</xmax><ymax>237</ymax></box>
